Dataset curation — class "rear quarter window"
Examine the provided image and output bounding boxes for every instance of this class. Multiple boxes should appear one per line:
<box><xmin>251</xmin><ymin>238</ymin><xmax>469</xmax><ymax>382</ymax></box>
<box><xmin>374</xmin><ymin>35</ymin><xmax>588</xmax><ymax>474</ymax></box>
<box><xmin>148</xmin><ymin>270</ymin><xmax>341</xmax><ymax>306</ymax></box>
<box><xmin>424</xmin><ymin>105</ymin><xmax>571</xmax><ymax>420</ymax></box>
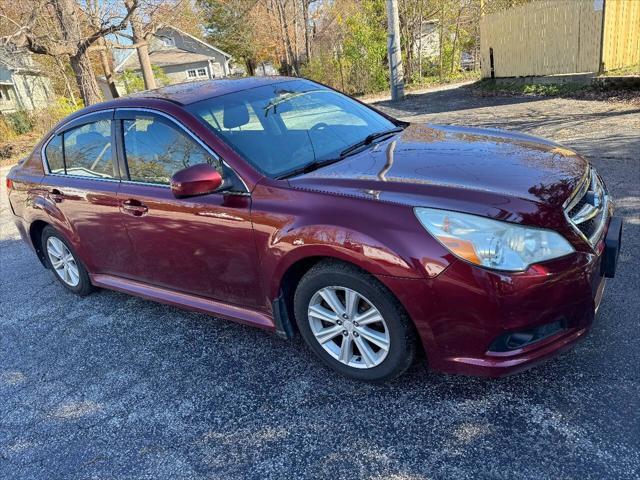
<box><xmin>44</xmin><ymin>135</ymin><xmax>64</xmax><ymax>174</ymax></box>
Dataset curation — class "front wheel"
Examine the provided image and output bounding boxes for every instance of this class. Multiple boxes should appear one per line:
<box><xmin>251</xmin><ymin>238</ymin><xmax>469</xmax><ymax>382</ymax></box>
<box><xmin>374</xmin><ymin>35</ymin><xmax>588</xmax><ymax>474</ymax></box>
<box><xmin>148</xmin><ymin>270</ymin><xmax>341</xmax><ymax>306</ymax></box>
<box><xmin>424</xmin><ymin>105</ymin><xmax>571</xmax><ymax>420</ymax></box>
<box><xmin>294</xmin><ymin>261</ymin><xmax>418</xmax><ymax>382</ymax></box>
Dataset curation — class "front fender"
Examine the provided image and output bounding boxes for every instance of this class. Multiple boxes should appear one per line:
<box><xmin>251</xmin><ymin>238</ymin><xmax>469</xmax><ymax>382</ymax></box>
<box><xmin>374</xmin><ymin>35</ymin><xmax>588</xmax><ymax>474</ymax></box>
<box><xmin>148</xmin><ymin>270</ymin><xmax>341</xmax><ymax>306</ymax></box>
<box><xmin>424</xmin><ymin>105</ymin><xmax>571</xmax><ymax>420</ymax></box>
<box><xmin>268</xmin><ymin>223</ymin><xmax>421</xmax><ymax>300</ymax></box>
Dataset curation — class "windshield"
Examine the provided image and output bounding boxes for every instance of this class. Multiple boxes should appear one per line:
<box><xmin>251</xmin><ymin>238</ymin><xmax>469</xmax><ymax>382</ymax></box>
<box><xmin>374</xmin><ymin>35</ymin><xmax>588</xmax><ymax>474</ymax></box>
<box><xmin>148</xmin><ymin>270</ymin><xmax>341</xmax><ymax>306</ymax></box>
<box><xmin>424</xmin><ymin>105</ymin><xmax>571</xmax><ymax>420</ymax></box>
<box><xmin>186</xmin><ymin>80</ymin><xmax>398</xmax><ymax>178</ymax></box>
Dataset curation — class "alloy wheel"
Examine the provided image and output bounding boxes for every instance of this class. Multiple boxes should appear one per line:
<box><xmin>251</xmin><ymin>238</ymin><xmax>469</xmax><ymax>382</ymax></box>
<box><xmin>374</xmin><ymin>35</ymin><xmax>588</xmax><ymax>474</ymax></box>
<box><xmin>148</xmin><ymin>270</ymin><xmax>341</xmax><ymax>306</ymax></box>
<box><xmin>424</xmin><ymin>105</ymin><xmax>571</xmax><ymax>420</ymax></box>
<box><xmin>46</xmin><ymin>237</ymin><xmax>80</xmax><ymax>287</ymax></box>
<box><xmin>307</xmin><ymin>286</ymin><xmax>390</xmax><ymax>369</ymax></box>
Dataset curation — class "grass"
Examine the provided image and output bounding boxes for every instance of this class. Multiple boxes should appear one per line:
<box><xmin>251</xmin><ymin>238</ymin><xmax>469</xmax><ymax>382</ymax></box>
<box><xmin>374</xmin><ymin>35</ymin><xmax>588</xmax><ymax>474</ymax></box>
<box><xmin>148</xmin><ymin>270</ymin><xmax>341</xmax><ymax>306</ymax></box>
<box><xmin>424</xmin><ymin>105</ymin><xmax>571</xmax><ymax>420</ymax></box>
<box><xmin>602</xmin><ymin>65</ymin><xmax>640</xmax><ymax>77</ymax></box>
<box><xmin>473</xmin><ymin>80</ymin><xmax>590</xmax><ymax>96</ymax></box>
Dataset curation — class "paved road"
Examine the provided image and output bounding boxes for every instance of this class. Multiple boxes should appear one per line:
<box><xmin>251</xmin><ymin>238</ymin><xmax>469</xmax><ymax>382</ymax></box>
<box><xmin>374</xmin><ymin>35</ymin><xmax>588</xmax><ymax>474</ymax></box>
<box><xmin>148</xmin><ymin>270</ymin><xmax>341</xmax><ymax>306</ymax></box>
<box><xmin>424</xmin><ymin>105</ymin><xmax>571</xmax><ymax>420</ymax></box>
<box><xmin>1</xmin><ymin>87</ymin><xmax>639</xmax><ymax>479</ymax></box>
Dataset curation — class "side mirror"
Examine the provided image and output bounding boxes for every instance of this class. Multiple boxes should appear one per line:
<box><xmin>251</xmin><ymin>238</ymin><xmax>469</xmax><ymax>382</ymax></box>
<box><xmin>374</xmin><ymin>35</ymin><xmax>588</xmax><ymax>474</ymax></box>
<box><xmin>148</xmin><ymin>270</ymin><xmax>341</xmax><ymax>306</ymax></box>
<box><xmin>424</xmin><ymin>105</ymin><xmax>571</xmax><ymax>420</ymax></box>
<box><xmin>170</xmin><ymin>164</ymin><xmax>223</xmax><ymax>199</ymax></box>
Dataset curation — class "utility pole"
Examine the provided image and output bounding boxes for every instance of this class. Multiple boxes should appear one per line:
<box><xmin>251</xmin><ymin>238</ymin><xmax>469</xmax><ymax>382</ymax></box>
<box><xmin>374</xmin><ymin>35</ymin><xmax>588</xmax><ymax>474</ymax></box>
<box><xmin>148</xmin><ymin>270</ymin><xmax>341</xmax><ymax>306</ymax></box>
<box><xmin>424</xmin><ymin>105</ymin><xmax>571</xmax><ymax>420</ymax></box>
<box><xmin>386</xmin><ymin>0</ymin><xmax>404</xmax><ymax>101</ymax></box>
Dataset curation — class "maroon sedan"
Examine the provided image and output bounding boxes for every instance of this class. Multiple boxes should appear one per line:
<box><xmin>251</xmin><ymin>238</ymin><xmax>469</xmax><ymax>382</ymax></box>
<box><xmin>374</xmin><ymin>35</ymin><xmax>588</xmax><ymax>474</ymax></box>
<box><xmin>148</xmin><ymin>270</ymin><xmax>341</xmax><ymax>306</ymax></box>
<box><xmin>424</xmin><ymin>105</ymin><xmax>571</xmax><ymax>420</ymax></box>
<box><xmin>6</xmin><ymin>77</ymin><xmax>622</xmax><ymax>381</ymax></box>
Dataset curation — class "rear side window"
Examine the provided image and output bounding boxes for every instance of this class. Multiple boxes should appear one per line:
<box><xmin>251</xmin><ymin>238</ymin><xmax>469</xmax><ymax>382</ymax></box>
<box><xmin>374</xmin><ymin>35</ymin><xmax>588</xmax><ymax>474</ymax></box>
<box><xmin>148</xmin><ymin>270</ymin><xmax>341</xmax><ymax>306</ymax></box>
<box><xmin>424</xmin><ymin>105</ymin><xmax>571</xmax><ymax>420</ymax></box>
<box><xmin>44</xmin><ymin>119</ymin><xmax>115</xmax><ymax>178</ymax></box>
<box><xmin>122</xmin><ymin>117</ymin><xmax>220</xmax><ymax>184</ymax></box>
<box><xmin>45</xmin><ymin>135</ymin><xmax>64</xmax><ymax>174</ymax></box>
<box><xmin>63</xmin><ymin>120</ymin><xmax>114</xmax><ymax>178</ymax></box>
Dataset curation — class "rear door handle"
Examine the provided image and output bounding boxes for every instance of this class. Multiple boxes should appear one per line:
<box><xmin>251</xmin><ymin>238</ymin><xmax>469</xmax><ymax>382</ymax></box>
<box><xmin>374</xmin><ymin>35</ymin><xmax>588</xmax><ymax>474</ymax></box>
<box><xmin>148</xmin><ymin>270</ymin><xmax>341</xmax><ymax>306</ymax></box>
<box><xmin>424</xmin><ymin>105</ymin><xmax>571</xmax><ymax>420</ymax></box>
<box><xmin>121</xmin><ymin>199</ymin><xmax>149</xmax><ymax>217</ymax></box>
<box><xmin>49</xmin><ymin>188</ymin><xmax>65</xmax><ymax>203</ymax></box>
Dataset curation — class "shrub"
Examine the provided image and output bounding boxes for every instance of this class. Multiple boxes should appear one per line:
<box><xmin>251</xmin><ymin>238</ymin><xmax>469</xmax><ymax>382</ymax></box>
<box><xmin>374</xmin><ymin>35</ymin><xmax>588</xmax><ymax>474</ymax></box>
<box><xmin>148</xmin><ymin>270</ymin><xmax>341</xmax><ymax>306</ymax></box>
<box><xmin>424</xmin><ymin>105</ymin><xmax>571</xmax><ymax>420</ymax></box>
<box><xmin>0</xmin><ymin>115</ymin><xmax>17</xmax><ymax>142</ymax></box>
<box><xmin>6</xmin><ymin>110</ymin><xmax>33</xmax><ymax>135</ymax></box>
<box><xmin>31</xmin><ymin>97</ymin><xmax>82</xmax><ymax>134</ymax></box>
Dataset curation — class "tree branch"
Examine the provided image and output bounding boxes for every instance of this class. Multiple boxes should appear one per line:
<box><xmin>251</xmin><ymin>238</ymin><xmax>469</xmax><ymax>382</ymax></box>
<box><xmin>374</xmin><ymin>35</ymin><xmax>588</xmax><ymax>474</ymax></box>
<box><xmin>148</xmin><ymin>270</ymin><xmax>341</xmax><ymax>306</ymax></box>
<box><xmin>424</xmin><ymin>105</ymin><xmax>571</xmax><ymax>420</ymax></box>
<box><xmin>80</xmin><ymin>2</ymin><xmax>139</xmax><ymax>51</ymax></box>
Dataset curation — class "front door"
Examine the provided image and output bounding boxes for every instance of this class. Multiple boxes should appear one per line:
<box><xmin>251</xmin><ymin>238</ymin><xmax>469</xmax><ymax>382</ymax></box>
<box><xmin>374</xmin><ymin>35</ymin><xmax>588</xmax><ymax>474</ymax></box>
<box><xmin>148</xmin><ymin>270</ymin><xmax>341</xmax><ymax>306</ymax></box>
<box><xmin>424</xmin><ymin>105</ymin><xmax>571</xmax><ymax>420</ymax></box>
<box><xmin>114</xmin><ymin>109</ymin><xmax>263</xmax><ymax>309</ymax></box>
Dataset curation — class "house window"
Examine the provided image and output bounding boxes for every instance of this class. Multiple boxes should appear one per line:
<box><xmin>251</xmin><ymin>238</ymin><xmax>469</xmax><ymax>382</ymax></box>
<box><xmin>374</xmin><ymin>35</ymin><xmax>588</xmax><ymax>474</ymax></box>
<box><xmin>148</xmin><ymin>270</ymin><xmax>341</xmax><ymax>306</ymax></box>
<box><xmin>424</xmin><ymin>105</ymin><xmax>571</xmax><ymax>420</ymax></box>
<box><xmin>187</xmin><ymin>68</ymin><xmax>208</xmax><ymax>79</ymax></box>
<box><xmin>162</xmin><ymin>37</ymin><xmax>175</xmax><ymax>47</ymax></box>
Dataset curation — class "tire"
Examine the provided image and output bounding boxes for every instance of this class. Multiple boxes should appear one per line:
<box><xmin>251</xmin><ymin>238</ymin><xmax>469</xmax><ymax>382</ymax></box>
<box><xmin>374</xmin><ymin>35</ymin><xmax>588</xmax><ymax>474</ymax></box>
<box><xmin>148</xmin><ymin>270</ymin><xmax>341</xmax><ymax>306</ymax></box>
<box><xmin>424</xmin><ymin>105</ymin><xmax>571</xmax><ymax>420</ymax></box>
<box><xmin>294</xmin><ymin>260</ymin><xmax>418</xmax><ymax>382</ymax></box>
<box><xmin>41</xmin><ymin>226</ymin><xmax>94</xmax><ymax>296</ymax></box>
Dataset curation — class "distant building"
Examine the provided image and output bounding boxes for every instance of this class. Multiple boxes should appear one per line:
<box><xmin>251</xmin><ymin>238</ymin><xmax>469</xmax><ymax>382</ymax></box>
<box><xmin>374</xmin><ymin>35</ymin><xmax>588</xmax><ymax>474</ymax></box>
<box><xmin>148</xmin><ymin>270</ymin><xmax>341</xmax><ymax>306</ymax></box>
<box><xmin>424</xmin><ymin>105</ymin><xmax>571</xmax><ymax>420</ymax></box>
<box><xmin>111</xmin><ymin>26</ymin><xmax>232</xmax><ymax>98</ymax></box>
<box><xmin>413</xmin><ymin>20</ymin><xmax>440</xmax><ymax>58</ymax></box>
<box><xmin>0</xmin><ymin>47</ymin><xmax>54</xmax><ymax>114</ymax></box>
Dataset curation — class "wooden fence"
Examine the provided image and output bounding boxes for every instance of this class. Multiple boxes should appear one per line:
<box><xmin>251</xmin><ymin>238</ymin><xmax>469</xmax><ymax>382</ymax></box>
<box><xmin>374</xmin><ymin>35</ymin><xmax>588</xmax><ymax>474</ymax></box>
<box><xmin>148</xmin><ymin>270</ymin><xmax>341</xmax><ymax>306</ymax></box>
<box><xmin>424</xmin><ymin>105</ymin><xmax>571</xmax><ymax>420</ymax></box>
<box><xmin>602</xmin><ymin>0</ymin><xmax>640</xmax><ymax>71</ymax></box>
<box><xmin>480</xmin><ymin>0</ymin><xmax>640</xmax><ymax>78</ymax></box>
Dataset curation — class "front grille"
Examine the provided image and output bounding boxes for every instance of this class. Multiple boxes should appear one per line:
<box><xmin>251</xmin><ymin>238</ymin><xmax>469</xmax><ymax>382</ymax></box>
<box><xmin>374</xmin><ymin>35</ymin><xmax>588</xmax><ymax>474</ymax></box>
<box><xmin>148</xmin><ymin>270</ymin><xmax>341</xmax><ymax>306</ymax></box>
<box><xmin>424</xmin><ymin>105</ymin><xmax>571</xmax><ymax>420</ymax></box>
<box><xmin>564</xmin><ymin>168</ymin><xmax>608</xmax><ymax>246</ymax></box>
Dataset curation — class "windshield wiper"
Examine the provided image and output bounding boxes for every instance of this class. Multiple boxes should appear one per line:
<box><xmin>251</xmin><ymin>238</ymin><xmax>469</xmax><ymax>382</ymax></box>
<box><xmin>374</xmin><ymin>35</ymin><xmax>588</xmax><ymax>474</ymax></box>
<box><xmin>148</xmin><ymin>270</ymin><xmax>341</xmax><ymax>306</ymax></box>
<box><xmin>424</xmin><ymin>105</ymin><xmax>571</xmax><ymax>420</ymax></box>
<box><xmin>277</xmin><ymin>126</ymin><xmax>405</xmax><ymax>180</ymax></box>
<box><xmin>339</xmin><ymin>126</ymin><xmax>405</xmax><ymax>158</ymax></box>
<box><xmin>277</xmin><ymin>157</ymin><xmax>344</xmax><ymax>179</ymax></box>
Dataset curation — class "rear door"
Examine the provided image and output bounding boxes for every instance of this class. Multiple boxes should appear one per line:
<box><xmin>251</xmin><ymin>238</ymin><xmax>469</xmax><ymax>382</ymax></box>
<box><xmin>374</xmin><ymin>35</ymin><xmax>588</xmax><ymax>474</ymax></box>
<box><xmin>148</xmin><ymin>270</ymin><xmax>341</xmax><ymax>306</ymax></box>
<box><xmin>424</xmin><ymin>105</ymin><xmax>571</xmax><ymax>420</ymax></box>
<box><xmin>42</xmin><ymin>110</ymin><xmax>130</xmax><ymax>275</ymax></box>
<box><xmin>113</xmin><ymin>109</ymin><xmax>263</xmax><ymax>308</ymax></box>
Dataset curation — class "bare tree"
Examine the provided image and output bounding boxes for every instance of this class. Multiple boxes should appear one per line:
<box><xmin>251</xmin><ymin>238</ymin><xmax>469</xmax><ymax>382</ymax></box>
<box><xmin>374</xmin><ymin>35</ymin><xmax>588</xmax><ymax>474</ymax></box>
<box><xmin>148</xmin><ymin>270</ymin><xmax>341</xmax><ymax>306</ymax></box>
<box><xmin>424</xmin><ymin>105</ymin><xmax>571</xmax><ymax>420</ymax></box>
<box><xmin>1</xmin><ymin>0</ymin><xmax>136</xmax><ymax>105</ymax></box>
<box><xmin>124</xmin><ymin>0</ymin><xmax>156</xmax><ymax>90</ymax></box>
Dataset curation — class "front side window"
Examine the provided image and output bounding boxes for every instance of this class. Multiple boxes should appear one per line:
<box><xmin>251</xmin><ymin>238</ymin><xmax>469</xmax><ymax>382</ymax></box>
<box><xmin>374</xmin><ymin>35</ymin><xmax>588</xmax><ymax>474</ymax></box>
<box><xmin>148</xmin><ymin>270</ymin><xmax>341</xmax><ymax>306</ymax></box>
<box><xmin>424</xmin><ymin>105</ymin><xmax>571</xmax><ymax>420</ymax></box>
<box><xmin>63</xmin><ymin>120</ymin><xmax>114</xmax><ymax>178</ymax></box>
<box><xmin>187</xmin><ymin>79</ymin><xmax>398</xmax><ymax>178</ymax></box>
<box><xmin>122</xmin><ymin>116</ymin><xmax>221</xmax><ymax>184</ymax></box>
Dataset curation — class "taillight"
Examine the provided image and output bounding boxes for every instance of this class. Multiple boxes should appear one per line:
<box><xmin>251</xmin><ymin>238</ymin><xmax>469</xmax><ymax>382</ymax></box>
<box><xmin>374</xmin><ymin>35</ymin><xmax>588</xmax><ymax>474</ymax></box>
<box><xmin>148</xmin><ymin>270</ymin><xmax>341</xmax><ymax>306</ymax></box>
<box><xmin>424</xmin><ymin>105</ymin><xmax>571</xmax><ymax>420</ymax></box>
<box><xmin>5</xmin><ymin>178</ymin><xmax>13</xmax><ymax>190</ymax></box>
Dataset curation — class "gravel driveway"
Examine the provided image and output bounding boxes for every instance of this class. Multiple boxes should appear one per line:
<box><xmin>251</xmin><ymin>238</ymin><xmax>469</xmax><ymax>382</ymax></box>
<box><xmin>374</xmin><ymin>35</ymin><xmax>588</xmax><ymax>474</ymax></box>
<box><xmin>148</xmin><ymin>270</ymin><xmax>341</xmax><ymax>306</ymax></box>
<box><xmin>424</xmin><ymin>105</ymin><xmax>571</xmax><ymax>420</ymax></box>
<box><xmin>1</xmin><ymin>86</ymin><xmax>639</xmax><ymax>479</ymax></box>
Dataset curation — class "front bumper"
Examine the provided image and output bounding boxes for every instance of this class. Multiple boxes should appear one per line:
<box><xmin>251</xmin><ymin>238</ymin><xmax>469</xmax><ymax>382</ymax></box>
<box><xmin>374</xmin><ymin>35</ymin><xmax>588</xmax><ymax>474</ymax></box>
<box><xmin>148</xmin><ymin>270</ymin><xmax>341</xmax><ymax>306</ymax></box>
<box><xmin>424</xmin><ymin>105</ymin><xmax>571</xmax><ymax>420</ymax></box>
<box><xmin>379</xmin><ymin>216</ymin><xmax>622</xmax><ymax>377</ymax></box>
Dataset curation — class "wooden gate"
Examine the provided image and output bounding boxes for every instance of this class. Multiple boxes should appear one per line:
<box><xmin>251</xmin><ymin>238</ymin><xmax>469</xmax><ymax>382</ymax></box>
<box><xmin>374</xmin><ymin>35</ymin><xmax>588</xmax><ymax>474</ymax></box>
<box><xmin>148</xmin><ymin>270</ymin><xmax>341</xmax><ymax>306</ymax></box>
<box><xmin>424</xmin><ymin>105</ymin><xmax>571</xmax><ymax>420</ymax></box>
<box><xmin>480</xmin><ymin>0</ymin><xmax>604</xmax><ymax>78</ymax></box>
<box><xmin>602</xmin><ymin>0</ymin><xmax>640</xmax><ymax>71</ymax></box>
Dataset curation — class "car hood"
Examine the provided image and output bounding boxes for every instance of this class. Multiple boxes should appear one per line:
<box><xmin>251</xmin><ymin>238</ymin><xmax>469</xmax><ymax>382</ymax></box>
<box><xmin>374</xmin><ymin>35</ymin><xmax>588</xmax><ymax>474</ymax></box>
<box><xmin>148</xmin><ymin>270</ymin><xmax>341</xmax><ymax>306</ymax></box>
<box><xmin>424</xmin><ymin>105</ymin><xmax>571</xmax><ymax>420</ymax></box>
<box><xmin>289</xmin><ymin>124</ymin><xmax>588</xmax><ymax>222</ymax></box>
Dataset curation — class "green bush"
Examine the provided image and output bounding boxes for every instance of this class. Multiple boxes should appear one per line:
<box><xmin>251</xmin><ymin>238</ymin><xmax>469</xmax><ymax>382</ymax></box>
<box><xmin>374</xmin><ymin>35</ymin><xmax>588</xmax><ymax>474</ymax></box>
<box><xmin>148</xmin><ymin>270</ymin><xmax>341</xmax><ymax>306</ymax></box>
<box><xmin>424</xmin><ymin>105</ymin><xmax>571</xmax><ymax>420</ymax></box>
<box><xmin>6</xmin><ymin>111</ymin><xmax>33</xmax><ymax>135</ymax></box>
<box><xmin>121</xmin><ymin>66</ymin><xmax>170</xmax><ymax>94</ymax></box>
<box><xmin>301</xmin><ymin>0</ymin><xmax>388</xmax><ymax>95</ymax></box>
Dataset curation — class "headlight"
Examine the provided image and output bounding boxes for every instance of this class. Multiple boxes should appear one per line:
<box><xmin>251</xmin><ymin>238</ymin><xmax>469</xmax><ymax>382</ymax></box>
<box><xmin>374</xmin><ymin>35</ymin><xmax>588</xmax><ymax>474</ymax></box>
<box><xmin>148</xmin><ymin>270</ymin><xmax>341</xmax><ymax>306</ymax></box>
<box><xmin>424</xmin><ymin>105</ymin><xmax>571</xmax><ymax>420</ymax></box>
<box><xmin>414</xmin><ymin>207</ymin><xmax>574</xmax><ymax>272</ymax></box>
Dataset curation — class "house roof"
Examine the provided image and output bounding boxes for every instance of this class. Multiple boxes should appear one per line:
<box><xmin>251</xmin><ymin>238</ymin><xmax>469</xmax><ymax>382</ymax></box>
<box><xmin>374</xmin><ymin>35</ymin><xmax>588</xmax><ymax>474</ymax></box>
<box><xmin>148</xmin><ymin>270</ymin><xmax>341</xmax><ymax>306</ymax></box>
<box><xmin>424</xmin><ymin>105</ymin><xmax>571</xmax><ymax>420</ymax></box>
<box><xmin>114</xmin><ymin>26</ymin><xmax>232</xmax><ymax>73</ymax></box>
<box><xmin>0</xmin><ymin>46</ymin><xmax>43</xmax><ymax>73</ymax></box>
<box><xmin>170</xmin><ymin>27</ymin><xmax>232</xmax><ymax>59</ymax></box>
<box><xmin>120</xmin><ymin>49</ymin><xmax>214</xmax><ymax>70</ymax></box>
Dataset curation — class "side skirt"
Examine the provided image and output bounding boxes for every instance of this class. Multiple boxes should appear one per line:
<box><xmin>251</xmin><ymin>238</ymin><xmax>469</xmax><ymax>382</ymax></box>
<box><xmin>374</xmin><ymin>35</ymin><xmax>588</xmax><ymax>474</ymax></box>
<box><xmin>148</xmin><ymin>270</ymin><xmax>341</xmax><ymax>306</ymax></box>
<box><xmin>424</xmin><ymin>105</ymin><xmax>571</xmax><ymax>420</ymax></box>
<box><xmin>90</xmin><ymin>274</ymin><xmax>275</xmax><ymax>331</ymax></box>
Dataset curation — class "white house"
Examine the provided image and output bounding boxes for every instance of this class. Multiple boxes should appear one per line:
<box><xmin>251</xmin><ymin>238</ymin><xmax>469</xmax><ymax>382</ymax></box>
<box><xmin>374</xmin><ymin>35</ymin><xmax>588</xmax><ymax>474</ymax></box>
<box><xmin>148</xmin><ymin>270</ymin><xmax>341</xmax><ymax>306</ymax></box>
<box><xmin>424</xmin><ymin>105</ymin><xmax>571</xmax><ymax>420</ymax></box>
<box><xmin>0</xmin><ymin>47</ymin><xmax>54</xmax><ymax>114</ymax></box>
<box><xmin>113</xmin><ymin>26</ymin><xmax>233</xmax><ymax>95</ymax></box>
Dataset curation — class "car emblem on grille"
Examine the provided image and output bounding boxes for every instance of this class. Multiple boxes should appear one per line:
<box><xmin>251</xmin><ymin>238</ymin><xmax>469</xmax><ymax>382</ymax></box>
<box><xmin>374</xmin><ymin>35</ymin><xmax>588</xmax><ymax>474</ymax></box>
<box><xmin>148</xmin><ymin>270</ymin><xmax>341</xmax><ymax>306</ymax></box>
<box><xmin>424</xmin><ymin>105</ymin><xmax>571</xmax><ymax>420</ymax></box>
<box><xmin>585</xmin><ymin>188</ymin><xmax>602</xmax><ymax>209</ymax></box>
<box><xmin>565</xmin><ymin>169</ymin><xmax>607</xmax><ymax>247</ymax></box>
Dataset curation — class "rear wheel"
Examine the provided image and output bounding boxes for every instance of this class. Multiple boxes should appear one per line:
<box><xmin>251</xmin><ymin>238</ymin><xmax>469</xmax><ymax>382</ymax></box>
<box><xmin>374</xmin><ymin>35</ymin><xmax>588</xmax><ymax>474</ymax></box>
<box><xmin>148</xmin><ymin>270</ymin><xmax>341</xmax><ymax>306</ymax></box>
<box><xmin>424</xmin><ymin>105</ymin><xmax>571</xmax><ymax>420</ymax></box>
<box><xmin>294</xmin><ymin>261</ymin><xmax>417</xmax><ymax>382</ymax></box>
<box><xmin>42</xmin><ymin>226</ymin><xmax>93</xmax><ymax>296</ymax></box>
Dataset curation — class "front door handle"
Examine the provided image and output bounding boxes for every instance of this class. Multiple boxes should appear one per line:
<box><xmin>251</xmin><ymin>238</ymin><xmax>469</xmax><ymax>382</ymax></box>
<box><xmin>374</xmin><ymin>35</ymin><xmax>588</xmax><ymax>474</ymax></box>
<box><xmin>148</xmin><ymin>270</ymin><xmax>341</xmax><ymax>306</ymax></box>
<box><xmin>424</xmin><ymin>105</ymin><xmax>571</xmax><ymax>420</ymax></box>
<box><xmin>121</xmin><ymin>199</ymin><xmax>149</xmax><ymax>217</ymax></box>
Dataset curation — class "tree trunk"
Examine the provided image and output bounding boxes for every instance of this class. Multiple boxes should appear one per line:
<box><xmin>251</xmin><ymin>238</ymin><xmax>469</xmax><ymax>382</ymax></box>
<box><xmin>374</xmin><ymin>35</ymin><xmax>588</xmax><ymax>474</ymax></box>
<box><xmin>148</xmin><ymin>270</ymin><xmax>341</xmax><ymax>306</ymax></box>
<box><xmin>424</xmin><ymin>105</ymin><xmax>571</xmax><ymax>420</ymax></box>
<box><xmin>52</xmin><ymin>0</ymin><xmax>101</xmax><ymax>105</ymax></box>
<box><xmin>245</xmin><ymin>58</ymin><xmax>256</xmax><ymax>76</ymax></box>
<box><xmin>418</xmin><ymin>0</ymin><xmax>423</xmax><ymax>80</ymax></box>
<box><xmin>55</xmin><ymin>56</ymin><xmax>77</xmax><ymax>106</ymax></box>
<box><xmin>438</xmin><ymin>6</ymin><xmax>444</xmax><ymax>82</ymax></box>
<box><xmin>98</xmin><ymin>38</ymin><xmax>119</xmax><ymax>98</ymax></box>
<box><xmin>274</xmin><ymin>0</ymin><xmax>296</xmax><ymax>76</ymax></box>
<box><xmin>303</xmin><ymin>0</ymin><xmax>311</xmax><ymax>61</ymax></box>
<box><xmin>293</xmin><ymin>2</ymin><xmax>300</xmax><ymax>72</ymax></box>
<box><xmin>449</xmin><ymin>7</ymin><xmax>463</xmax><ymax>76</ymax></box>
<box><xmin>70</xmin><ymin>50</ymin><xmax>102</xmax><ymax>106</ymax></box>
<box><xmin>125</xmin><ymin>0</ymin><xmax>156</xmax><ymax>90</ymax></box>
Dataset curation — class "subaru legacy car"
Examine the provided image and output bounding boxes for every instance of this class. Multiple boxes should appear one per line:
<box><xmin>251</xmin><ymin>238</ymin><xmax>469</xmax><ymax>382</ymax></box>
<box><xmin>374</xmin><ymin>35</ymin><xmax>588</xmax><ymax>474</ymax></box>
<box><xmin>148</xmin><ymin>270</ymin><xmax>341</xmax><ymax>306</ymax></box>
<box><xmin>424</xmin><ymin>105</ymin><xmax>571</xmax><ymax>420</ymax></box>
<box><xmin>6</xmin><ymin>77</ymin><xmax>622</xmax><ymax>381</ymax></box>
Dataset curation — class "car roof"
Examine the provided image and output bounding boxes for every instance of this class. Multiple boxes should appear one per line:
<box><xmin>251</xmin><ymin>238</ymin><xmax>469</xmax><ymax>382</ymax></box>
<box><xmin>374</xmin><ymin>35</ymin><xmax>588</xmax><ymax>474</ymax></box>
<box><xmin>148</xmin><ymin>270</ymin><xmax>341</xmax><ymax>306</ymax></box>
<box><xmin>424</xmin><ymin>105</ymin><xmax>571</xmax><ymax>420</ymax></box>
<box><xmin>124</xmin><ymin>76</ymin><xmax>298</xmax><ymax>105</ymax></box>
